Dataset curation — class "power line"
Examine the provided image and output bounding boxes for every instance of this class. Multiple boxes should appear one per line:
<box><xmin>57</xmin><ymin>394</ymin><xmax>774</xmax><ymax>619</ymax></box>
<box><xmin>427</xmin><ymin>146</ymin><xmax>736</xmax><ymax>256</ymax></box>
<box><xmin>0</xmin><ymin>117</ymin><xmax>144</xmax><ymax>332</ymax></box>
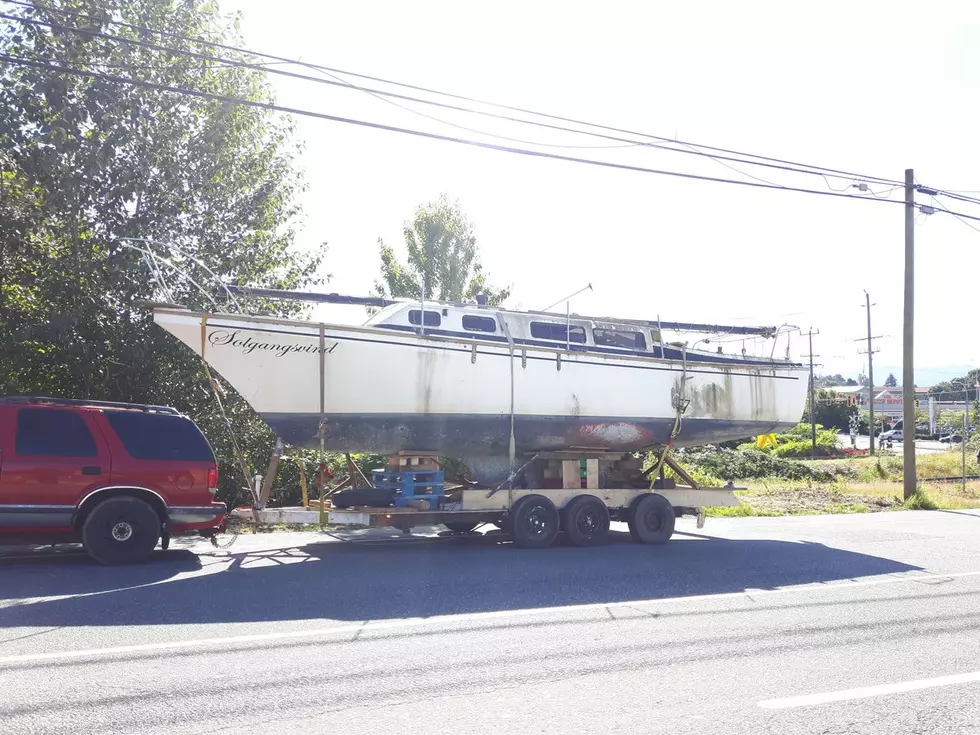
<box><xmin>0</xmin><ymin>52</ymin><xmax>916</xmax><ymax>209</ymax></box>
<box><xmin>0</xmin><ymin>0</ymin><xmax>911</xmax><ymax>190</ymax></box>
<box><xmin>931</xmin><ymin>189</ymin><xmax>980</xmax><ymax>210</ymax></box>
<box><xmin>0</xmin><ymin>9</ymin><xmax>900</xmax><ymax>177</ymax></box>
<box><xmin>0</xmin><ymin>11</ymin><xmax>637</xmax><ymax>152</ymax></box>
<box><xmin>923</xmin><ymin>203</ymin><xmax>980</xmax><ymax>226</ymax></box>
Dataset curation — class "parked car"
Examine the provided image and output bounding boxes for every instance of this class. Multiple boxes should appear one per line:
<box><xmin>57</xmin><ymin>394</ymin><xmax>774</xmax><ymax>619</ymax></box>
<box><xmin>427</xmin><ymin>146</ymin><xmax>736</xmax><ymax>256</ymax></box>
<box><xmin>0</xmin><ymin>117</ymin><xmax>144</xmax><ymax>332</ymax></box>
<box><xmin>880</xmin><ymin>429</ymin><xmax>903</xmax><ymax>441</ymax></box>
<box><xmin>0</xmin><ymin>396</ymin><xmax>226</xmax><ymax>564</ymax></box>
<box><xmin>940</xmin><ymin>433</ymin><xmax>964</xmax><ymax>444</ymax></box>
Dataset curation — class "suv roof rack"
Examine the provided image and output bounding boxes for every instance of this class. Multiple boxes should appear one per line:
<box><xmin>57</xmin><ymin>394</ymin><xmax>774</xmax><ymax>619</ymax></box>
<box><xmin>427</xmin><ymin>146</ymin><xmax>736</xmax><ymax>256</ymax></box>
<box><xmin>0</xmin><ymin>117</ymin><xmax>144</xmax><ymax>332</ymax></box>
<box><xmin>0</xmin><ymin>396</ymin><xmax>182</xmax><ymax>415</ymax></box>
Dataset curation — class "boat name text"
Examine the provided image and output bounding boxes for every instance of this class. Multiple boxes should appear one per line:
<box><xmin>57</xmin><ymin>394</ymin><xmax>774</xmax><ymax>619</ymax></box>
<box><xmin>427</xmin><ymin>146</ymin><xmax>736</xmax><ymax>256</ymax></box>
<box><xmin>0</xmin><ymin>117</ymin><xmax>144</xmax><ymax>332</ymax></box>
<box><xmin>208</xmin><ymin>330</ymin><xmax>338</xmax><ymax>357</ymax></box>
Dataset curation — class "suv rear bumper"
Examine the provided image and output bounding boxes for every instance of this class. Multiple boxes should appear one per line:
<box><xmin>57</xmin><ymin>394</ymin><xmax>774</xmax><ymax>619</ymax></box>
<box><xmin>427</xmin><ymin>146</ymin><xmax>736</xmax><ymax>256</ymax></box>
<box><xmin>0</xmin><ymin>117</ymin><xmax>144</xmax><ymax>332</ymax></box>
<box><xmin>170</xmin><ymin>502</ymin><xmax>227</xmax><ymax>527</ymax></box>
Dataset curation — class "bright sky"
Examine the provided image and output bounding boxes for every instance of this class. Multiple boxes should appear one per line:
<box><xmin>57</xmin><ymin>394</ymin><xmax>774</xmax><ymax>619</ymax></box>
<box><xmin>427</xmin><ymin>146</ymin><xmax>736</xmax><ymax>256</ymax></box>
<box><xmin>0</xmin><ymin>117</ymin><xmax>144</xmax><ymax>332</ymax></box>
<box><xmin>223</xmin><ymin>0</ymin><xmax>980</xmax><ymax>384</ymax></box>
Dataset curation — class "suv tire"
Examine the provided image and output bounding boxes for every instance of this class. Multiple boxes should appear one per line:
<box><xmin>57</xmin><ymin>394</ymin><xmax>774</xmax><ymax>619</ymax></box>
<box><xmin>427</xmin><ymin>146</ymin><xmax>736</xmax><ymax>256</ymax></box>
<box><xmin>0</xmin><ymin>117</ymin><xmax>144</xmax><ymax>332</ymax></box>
<box><xmin>82</xmin><ymin>497</ymin><xmax>161</xmax><ymax>565</ymax></box>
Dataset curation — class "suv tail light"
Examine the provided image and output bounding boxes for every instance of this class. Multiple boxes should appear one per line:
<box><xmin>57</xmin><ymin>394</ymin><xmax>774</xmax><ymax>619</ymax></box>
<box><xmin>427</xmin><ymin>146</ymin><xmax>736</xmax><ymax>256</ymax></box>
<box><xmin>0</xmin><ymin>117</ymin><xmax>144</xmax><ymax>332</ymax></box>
<box><xmin>207</xmin><ymin>466</ymin><xmax>218</xmax><ymax>492</ymax></box>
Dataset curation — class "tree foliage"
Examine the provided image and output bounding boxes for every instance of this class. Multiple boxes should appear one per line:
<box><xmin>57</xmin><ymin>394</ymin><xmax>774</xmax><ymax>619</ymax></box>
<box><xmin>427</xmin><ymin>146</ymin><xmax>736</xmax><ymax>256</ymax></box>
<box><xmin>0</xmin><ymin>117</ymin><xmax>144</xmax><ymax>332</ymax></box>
<box><xmin>802</xmin><ymin>389</ymin><xmax>858</xmax><ymax>432</ymax></box>
<box><xmin>884</xmin><ymin>373</ymin><xmax>898</xmax><ymax>387</ymax></box>
<box><xmin>0</xmin><ymin>1</ymin><xmax>327</xmax><ymax>505</ymax></box>
<box><xmin>930</xmin><ymin>368</ymin><xmax>980</xmax><ymax>403</ymax></box>
<box><xmin>372</xmin><ymin>194</ymin><xmax>510</xmax><ymax>306</ymax></box>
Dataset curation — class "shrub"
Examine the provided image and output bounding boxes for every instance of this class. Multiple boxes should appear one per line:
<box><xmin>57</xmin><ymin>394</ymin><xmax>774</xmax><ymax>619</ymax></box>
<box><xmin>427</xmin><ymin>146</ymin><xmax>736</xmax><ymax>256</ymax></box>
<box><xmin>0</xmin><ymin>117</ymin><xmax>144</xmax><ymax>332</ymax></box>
<box><xmin>904</xmin><ymin>490</ymin><xmax>938</xmax><ymax>510</ymax></box>
<box><xmin>679</xmin><ymin>446</ymin><xmax>835</xmax><ymax>482</ymax></box>
<box><xmin>748</xmin><ymin>423</ymin><xmax>843</xmax><ymax>458</ymax></box>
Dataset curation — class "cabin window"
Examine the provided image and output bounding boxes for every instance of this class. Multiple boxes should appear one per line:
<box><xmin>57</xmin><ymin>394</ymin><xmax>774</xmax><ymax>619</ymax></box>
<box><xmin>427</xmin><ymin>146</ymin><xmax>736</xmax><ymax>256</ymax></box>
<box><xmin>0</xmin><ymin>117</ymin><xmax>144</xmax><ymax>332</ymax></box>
<box><xmin>408</xmin><ymin>309</ymin><xmax>441</xmax><ymax>327</ymax></box>
<box><xmin>462</xmin><ymin>315</ymin><xmax>496</xmax><ymax>333</ymax></box>
<box><xmin>530</xmin><ymin>321</ymin><xmax>586</xmax><ymax>343</ymax></box>
<box><xmin>593</xmin><ymin>327</ymin><xmax>646</xmax><ymax>351</ymax></box>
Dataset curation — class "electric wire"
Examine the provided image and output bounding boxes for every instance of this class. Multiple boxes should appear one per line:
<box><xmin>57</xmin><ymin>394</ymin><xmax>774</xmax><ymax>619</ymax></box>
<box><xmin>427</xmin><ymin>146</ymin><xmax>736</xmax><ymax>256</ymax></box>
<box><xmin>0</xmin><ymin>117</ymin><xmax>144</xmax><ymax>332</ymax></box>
<box><xmin>0</xmin><ymin>0</ymin><xmax>914</xmax><ymax>189</ymax></box>
<box><xmin>0</xmin><ymin>52</ymin><xmax>916</xmax><ymax>208</ymax></box>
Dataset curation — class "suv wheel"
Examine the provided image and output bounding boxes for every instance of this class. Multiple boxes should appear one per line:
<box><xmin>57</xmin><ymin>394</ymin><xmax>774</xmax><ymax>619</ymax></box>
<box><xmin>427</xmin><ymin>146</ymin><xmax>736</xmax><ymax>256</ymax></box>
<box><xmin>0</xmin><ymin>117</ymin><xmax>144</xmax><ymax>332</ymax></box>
<box><xmin>82</xmin><ymin>497</ymin><xmax>161</xmax><ymax>565</ymax></box>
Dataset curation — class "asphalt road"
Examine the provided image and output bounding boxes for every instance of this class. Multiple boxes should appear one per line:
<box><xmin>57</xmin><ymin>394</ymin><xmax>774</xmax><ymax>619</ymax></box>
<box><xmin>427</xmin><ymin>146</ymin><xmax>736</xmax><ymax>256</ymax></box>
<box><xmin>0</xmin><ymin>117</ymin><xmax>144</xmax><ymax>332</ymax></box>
<box><xmin>4</xmin><ymin>513</ymin><xmax>980</xmax><ymax>734</ymax></box>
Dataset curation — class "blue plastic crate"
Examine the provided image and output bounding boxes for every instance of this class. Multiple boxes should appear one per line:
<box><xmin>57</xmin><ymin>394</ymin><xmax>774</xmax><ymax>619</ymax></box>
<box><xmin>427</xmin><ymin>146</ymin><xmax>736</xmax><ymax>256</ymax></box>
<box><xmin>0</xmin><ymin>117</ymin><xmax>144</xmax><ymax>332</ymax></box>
<box><xmin>371</xmin><ymin>469</ymin><xmax>446</xmax><ymax>508</ymax></box>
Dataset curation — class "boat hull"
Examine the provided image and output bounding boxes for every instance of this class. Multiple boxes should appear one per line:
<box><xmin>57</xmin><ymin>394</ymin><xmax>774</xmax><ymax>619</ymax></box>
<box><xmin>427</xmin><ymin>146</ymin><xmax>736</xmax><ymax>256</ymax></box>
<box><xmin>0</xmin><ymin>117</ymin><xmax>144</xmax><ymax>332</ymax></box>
<box><xmin>263</xmin><ymin>411</ymin><xmax>789</xmax><ymax>456</ymax></box>
<box><xmin>152</xmin><ymin>309</ymin><xmax>808</xmax><ymax>469</ymax></box>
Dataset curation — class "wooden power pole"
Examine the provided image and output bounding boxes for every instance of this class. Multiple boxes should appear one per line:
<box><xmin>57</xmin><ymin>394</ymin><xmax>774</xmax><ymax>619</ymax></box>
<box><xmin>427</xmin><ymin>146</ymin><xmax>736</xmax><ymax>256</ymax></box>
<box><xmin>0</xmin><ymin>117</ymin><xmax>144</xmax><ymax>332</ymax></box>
<box><xmin>802</xmin><ymin>329</ymin><xmax>820</xmax><ymax>459</ymax></box>
<box><xmin>860</xmin><ymin>292</ymin><xmax>881</xmax><ymax>456</ymax></box>
<box><xmin>903</xmin><ymin>168</ymin><xmax>917</xmax><ymax>500</ymax></box>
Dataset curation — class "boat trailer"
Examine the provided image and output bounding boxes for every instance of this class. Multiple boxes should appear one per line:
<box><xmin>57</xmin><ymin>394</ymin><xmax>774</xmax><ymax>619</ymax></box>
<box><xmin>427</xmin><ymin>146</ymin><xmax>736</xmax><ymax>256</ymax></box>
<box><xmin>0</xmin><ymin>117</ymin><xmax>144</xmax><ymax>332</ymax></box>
<box><xmin>232</xmin><ymin>450</ymin><xmax>741</xmax><ymax>548</ymax></box>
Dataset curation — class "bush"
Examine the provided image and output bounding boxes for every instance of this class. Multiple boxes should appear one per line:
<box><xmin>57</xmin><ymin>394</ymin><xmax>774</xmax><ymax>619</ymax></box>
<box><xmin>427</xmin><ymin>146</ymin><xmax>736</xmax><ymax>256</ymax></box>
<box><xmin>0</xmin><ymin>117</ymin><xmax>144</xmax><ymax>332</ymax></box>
<box><xmin>742</xmin><ymin>423</ymin><xmax>842</xmax><ymax>458</ymax></box>
<box><xmin>904</xmin><ymin>490</ymin><xmax>938</xmax><ymax>510</ymax></box>
<box><xmin>679</xmin><ymin>446</ymin><xmax>835</xmax><ymax>482</ymax></box>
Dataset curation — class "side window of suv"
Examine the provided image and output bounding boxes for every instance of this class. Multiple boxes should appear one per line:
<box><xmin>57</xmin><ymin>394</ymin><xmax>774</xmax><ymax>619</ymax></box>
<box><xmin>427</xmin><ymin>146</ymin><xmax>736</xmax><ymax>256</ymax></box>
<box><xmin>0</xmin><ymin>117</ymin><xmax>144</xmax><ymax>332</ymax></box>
<box><xmin>15</xmin><ymin>408</ymin><xmax>98</xmax><ymax>457</ymax></box>
<box><xmin>103</xmin><ymin>412</ymin><xmax>214</xmax><ymax>462</ymax></box>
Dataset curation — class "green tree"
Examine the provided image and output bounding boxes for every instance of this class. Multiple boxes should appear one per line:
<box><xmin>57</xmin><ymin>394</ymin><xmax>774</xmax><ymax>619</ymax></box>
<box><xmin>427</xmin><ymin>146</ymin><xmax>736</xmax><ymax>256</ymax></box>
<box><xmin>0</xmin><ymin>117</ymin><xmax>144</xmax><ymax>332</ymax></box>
<box><xmin>939</xmin><ymin>410</ymin><xmax>967</xmax><ymax>433</ymax></box>
<box><xmin>884</xmin><ymin>373</ymin><xmax>898</xmax><ymax>387</ymax></box>
<box><xmin>0</xmin><ymin>0</ymin><xmax>327</xmax><ymax>505</ymax></box>
<box><xmin>373</xmin><ymin>194</ymin><xmax>510</xmax><ymax>306</ymax></box>
<box><xmin>803</xmin><ymin>389</ymin><xmax>857</xmax><ymax>432</ymax></box>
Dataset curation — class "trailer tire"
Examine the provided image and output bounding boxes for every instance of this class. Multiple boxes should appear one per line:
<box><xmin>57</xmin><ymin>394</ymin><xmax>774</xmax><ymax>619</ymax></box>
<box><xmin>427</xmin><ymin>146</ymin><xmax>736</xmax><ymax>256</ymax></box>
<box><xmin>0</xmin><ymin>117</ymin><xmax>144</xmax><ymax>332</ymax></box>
<box><xmin>562</xmin><ymin>495</ymin><xmax>610</xmax><ymax>547</ymax></box>
<box><xmin>628</xmin><ymin>493</ymin><xmax>675</xmax><ymax>545</ymax></box>
<box><xmin>82</xmin><ymin>497</ymin><xmax>161</xmax><ymax>565</ymax></box>
<box><xmin>510</xmin><ymin>495</ymin><xmax>560</xmax><ymax>549</ymax></box>
<box><xmin>444</xmin><ymin>521</ymin><xmax>479</xmax><ymax>534</ymax></box>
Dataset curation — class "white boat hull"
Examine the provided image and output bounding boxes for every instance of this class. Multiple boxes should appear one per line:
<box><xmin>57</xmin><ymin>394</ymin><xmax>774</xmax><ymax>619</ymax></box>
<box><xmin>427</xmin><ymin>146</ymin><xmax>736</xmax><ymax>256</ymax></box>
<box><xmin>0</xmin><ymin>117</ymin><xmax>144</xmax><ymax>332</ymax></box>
<box><xmin>153</xmin><ymin>309</ymin><xmax>808</xmax><ymax>468</ymax></box>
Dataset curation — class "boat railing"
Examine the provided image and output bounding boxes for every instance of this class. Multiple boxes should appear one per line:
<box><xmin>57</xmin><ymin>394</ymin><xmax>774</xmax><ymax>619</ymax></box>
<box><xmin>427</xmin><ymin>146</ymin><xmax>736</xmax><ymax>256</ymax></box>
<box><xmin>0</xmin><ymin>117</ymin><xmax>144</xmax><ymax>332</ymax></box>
<box><xmin>154</xmin><ymin>306</ymin><xmax>800</xmax><ymax>373</ymax></box>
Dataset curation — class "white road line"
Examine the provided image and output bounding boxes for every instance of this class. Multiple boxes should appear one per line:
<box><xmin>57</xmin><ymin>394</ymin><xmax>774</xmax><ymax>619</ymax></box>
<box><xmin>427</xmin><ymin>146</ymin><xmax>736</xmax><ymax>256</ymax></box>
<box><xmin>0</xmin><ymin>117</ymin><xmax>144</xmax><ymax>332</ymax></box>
<box><xmin>3</xmin><ymin>568</ymin><xmax>980</xmax><ymax>666</ymax></box>
<box><xmin>759</xmin><ymin>671</ymin><xmax>980</xmax><ymax>709</ymax></box>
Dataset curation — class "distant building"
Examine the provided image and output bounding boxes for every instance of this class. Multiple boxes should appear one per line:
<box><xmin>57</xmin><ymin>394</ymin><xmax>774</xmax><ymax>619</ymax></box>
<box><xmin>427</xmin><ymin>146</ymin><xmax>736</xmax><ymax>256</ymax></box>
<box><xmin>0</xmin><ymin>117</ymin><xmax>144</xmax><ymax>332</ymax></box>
<box><xmin>818</xmin><ymin>385</ymin><xmax>933</xmax><ymax>421</ymax></box>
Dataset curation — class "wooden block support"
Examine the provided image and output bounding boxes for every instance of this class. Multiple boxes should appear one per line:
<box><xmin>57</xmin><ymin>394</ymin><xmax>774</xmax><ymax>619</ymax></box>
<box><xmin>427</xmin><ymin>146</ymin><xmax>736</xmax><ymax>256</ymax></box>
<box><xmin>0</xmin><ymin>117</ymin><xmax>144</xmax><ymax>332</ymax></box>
<box><xmin>562</xmin><ymin>460</ymin><xmax>581</xmax><ymax>489</ymax></box>
<box><xmin>585</xmin><ymin>458</ymin><xmax>599</xmax><ymax>490</ymax></box>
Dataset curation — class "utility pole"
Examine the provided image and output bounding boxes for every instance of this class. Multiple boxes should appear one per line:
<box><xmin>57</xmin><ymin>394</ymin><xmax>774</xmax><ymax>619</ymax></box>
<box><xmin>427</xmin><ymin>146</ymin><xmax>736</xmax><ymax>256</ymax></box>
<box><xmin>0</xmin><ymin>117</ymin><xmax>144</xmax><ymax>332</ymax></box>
<box><xmin>859</xmin><ymin>292</ymin><xmax>882</xmax><ymax>455</ymax></box>
<box><xmin>902</xmin><ymin>169</ymin><xmax>917</xmax><ymax>500</ymax></box>
<box><xmin>802</xmin><ymin>329</ymin><xmax>820</xmax><ymax>459</ymax></box>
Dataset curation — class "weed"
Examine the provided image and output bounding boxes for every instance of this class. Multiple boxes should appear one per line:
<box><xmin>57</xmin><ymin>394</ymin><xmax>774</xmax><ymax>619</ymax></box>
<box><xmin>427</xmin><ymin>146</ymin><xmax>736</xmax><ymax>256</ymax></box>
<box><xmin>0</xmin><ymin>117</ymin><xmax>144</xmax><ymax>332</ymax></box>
<box><xmin>903</xmin><ymin>491</ymin><xmax>938</xmax><ymax>510</ymax></box>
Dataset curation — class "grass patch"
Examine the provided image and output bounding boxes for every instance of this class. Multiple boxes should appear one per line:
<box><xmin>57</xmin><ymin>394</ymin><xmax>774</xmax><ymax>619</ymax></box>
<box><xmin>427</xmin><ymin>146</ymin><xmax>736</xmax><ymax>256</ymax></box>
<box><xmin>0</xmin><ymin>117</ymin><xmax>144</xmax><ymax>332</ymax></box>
<box><xmin>704</xmin><ymin>503</ymin><xmax>784</xmax><ymax>517</ymax></box>
<box><xmin>903</xmin><ymin>490</ymin><xmax>938</xmax><ymax>510</ymax></box>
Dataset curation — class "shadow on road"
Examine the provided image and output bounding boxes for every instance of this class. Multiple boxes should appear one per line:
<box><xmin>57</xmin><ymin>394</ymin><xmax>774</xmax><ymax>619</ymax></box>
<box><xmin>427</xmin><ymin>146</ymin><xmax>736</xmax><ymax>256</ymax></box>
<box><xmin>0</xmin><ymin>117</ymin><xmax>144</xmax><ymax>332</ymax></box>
<box><xmin>0</xmin><ymin>528</ymin><xmax>922</xmax><ymax>629</ymax></box>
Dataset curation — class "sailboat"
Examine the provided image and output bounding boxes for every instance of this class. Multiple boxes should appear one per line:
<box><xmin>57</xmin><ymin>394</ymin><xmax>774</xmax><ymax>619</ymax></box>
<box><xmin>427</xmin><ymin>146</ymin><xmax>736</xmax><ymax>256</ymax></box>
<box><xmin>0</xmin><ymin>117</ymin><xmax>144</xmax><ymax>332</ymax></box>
<box><xmin>152</xmin><ymin>288</ymin><xmax>808</xmax><ymax>483</ymax></box>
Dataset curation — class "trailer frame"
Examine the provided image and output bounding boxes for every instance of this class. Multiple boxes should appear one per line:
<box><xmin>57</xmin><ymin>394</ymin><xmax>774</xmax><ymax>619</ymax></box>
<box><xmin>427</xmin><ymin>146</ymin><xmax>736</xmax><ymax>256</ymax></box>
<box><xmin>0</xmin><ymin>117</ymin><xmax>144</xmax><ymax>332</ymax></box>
<box><xmin>235</xmin><ymin>451</ymin><xmax>742</xmax><ymax>548</ymax></box>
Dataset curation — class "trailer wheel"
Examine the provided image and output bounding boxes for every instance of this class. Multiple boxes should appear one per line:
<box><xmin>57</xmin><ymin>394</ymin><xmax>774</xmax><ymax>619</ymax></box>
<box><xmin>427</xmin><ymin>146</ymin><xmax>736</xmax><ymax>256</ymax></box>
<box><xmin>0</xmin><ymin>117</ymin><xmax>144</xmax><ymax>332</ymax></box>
<box><xmin>628</xmin><ymin>493</ymin><xmax>675</xmax><ymax>545</ymax></box>
<box><xmin>510</xmin><ymin>495</ymin><xmax>560</xmax><ymax>549</ymax></box>
<box><xmin>444</xmin><ymin>521</ymin><xmax>479</xmax><ymax>534</ymax></box>
<box><xmin>562</xmin><ymin>495</ymin><xmax>610</xmax><ymax>547</ymax></box>
<box><xmin>82</xmin><ymin>497</ymin><xmax>161</xmax><ymax>565</ymax></box>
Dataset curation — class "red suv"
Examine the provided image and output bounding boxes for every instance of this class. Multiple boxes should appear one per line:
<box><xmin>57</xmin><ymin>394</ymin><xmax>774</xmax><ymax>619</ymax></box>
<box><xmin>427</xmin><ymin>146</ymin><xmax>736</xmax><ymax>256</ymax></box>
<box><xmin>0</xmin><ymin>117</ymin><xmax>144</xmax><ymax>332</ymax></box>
<box><xmin>0</xmin><ymin>396</ymin><xmax>226</xmax><ymax>564</ymax></box>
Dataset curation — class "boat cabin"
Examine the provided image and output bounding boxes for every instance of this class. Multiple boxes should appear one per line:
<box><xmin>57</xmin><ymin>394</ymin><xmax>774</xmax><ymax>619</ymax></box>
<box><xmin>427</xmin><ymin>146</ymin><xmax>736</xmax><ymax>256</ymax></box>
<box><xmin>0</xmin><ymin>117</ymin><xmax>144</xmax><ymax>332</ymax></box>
<box><xmin>364</xmin><ymin>300</ymin><xmax>785</xmax><ymax>366</ymax></box>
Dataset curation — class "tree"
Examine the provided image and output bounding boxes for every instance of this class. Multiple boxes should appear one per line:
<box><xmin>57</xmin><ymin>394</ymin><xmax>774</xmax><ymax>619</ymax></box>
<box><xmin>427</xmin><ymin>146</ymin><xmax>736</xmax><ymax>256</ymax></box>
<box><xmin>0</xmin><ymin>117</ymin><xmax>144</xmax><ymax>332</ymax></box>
<box><xmin>858</xmin><ymin>372</ymin><xmax>870</xmax><ymax>387</ymax></box>
<box><xmin>845</xmin><ymin>378</ymin><xmax>858</xmax><ymax>386</ymax></box>
<box><xmin>884</xmin><ymin>373</ymin><xmax>898</xmax><ymax>387</ymax></box>
<box><xmin>373</xmin><ymin>194</ymin><xmax>510</xmax><ymax>305</ymax></box>
<box><xmin>931</xmin><ymin>369</ymin><xmax>980</xmax><ymax>402</ymax></box>
<box><xmin>803</xmin><ymin>389</ymin><xmax>857</xmax><ymax>432</ymax></box>
<box><xmin>0</xmin><ymin>1</ymin><xmax>327</xmax><ymax>505</ymax></box>
<box><xmin>815</xmin><ymin>373</ymin><xmax>846</xmax><ymax>388</ymax></box>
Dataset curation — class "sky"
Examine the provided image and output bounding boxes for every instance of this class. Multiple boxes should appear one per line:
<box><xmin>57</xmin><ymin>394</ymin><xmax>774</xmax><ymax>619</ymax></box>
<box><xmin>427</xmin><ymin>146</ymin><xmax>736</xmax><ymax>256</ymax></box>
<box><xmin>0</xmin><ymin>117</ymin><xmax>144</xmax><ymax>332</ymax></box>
<box><xmin>221</xmin><ymin>0</ymin><xmax>980</xmax><ymax>384</ymax></box>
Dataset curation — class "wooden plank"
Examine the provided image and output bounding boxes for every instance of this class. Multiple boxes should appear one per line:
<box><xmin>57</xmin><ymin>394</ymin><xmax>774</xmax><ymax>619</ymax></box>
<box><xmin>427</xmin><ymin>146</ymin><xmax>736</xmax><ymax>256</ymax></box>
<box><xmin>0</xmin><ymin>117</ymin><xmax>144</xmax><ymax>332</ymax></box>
<box><xmin>585</xmin><ymin>458</ymin><xmax>600</xmax><ymax>490</ymax></box>
<box><xmin>533</xmin><ymin>451</ymin><xmax>626</xmax><ymax>460</ymax></box>
<box><xmin>461</xmin><ymin>487</ymin><xmax>741</xmax><ymax>511</ymax></box>
<box><xmin>664</xmin><ymin>455</ymin><xmax>700</xmax><ymax>489</ymax></box>
<box><xmin>562</xmin><ymin>460</ymin><xmax>581</xmax><ymax>489</ymax></box>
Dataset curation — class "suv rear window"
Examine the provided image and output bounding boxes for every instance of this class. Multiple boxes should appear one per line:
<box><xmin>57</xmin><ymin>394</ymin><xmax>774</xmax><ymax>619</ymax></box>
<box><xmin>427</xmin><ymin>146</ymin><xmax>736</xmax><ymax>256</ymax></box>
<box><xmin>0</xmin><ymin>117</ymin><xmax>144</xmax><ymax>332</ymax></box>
<box><xmin>104</xmin><ymin>412</ymin><xmax>214</xmax><ymax>462</ymax></box>
<box><xmin>16</xmin><ymin>408</ymin><xmax>97</xmax><ymax>457</ymax></box>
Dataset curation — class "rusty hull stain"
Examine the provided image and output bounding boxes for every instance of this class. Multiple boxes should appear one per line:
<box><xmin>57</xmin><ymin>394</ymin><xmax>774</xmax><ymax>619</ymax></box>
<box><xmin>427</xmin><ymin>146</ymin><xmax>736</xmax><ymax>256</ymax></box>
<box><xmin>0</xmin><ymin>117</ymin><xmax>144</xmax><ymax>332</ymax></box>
<box><xmin>574</xmin><ymin>421</ymin><xmax>654</xmax><ymax>447</ymax></box>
